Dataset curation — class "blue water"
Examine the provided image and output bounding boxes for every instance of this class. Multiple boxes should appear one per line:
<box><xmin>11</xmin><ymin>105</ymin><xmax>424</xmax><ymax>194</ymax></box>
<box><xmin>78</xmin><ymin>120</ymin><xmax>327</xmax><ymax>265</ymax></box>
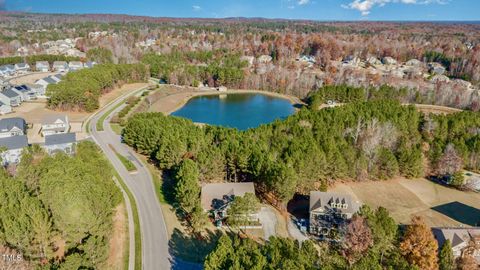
<box><xmin>171</xmin><ymin>93</ymin><xmax>295</xmax><ymax>130</ymax></box>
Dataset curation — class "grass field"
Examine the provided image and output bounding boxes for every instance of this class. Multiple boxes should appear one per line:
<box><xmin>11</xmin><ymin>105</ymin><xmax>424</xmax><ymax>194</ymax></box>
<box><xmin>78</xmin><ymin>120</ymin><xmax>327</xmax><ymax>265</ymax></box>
<box><xmin>330</xmin><ymin>177</ymin><xmax>480</xmax><ymax>227</ymax></box>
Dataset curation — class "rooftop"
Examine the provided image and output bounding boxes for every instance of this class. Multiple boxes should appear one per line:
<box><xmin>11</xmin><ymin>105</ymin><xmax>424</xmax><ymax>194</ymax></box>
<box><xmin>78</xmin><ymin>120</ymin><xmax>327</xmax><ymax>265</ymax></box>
<box><xmin>0</xmin><ymin>117</ymin><xmax>26</xmax><ymax>133</ymax></box>
<box><xmin>201</xmin><ymin>182</ymin><xmax>255</xmax><ymax>211</ymax></box>
<box><xmin>310</xmin><ymin>191</ymin><xmax>357</xmax><ymax>215</ymax></box>
<box><xmin>0</xmin><ymin>135</ymin><xmax>28</xmax><ymax>150</ymax></box>
<box><xmin>45</xmin><ymin>132</ymin><xmax>76</xmax><ymax>146</ymax></box>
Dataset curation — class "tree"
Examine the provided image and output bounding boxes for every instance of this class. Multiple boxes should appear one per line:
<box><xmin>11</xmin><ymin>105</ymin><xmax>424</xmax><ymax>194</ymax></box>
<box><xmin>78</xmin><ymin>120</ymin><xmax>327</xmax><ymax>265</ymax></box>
<box><xmin>456</xmin><ymin>255</ymin><xmax>477</xmax><ymax>270</ymax></box>
<box><xmin>437</xmin><ymin>144</ymin><xmax>463</xmax><ymax>176</ymax></box>
<box><xmin>439</xmin><ymin>240</ymin><xmax>455</xmax><ymax>270</ymax></box>
<box><xmin>342</xmin><ymin>215</ymin><xmax>374</xmax><ymax>265</ymax></box>
<box><xmin>174</xmin><ymin>159</ymin><xmax>201</xmax><ymax>214</ymax></box>
<box><xmin>450</xmin><ymin>171</ymin><xmax>465</xmax><ymax>187</ymax></box>
<box><xmin>400</xmin><ymin>216</ymin><xmax>439</xmax><ymax>270</ymax></box>
<box><xmin>86</xmin><ymin>47</ymin><xmax>114</xmax><ymax>64</ymax></box>
<box><xmin>227</xmin><ymin>193</ymin><xmax>260</xmax><ymax>227</ymax></box>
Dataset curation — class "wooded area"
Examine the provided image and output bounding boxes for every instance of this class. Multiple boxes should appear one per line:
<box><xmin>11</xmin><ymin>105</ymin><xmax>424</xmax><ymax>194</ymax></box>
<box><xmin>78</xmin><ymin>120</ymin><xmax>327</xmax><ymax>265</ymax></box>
<box><xmin>0</xmin><ymin>142</ymin><xmax>122</xmax><ymax>269</ymax></box>
<box><xmin>47</xmin><ymin>63</ymin><xmax>149</xmax><ymax>111</ymax></box>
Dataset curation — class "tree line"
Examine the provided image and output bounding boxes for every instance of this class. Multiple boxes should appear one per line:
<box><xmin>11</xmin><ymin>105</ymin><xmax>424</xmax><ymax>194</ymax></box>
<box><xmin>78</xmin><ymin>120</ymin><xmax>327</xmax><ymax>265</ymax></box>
<box><xmin>204</xmin><ymin>207</ymin><xmax>474</xmax><ymax>270</ymax></box>
<box><xmin>0</xmin><ymin>54</ymin><xmax>81</xmax><ymax>67</ymax></box>
<box><xmin>141</xmin><ymin>49</ymin><xmax>247</xmax><ymax>88</ymax></box>
<box><xmin>47</xmin><ymin>63</ymin><xmax>149</xmax><ymax>112</ymax></box>
<box><xmin>0</xmin><ymin>142</ymin><xmax>122</xmax><ymax>269</ymax></box>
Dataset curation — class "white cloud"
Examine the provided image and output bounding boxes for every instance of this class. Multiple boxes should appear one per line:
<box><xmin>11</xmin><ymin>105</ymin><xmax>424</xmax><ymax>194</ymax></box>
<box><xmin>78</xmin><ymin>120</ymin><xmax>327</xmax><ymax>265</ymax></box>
<box><xmin>298</xmin><ymin>0</ymin><xmax>311</xmax><ymax>5</ymax></box>
<box><xmin>192</xmin><ymin>5</ymin><xmax>201</xmax><ymax>11</ymax></box>
<box><xmin>342</xmin><ymin>0</ymin><xmax>448</xmax><ymax>16</ymax></box>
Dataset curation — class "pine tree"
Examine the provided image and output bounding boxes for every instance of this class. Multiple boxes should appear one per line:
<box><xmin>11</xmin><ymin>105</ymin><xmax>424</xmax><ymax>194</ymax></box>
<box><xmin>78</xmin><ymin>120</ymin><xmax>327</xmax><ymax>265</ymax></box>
<box><xmin>439</xmin><ymin>240</ymin><xmax>455</xmax><ymax>270</ymax></box>
<box><xmin>174</xmin><ymin>159</ymin><xmax>201</xmax><ymax>214</ymax></box>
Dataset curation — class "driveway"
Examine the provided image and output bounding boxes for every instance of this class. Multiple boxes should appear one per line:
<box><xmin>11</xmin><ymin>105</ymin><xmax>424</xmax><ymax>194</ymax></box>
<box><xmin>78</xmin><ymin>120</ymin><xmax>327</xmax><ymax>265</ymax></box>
<box><xmin>287</xmin><ymin>218</ymin><xmax>309</xmax><ymax>242</ymax></box>
<box><xmin>258</xmin><ymin>206</ymin><xmax>277</xmax><ymax>240</ymax></box>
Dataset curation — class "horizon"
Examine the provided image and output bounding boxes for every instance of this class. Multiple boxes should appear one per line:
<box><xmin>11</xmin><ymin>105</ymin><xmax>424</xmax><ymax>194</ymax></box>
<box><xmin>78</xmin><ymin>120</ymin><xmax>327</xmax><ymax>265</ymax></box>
<box><xmin>2</xmin><ymin>0</ymin><xmax>480</xmax><ymax>21</ymax></box>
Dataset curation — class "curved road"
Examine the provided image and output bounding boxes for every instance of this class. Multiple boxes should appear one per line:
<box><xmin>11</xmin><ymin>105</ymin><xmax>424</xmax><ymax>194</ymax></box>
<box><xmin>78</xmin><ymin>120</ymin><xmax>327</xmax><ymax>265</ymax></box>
<box><xmin>87</xmin><ymin>86</ymin><xmax>172</xmax><ymax>270</ymax></box>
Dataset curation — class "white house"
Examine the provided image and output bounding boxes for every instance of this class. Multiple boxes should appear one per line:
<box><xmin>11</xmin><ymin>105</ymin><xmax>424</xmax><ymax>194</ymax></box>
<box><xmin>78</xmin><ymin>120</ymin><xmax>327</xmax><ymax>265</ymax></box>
<box><xmin>35</xmin><ymin>61</ymin><xmax>50</xmax><ymax>72</ymax></box>
<box><xmin>0</xmin><ymin>117</ymin><xmax>26</xmax><ymax>138</ymax></box>
<box><xmin>14</xmin><ymin>63</ymin><xmax>30</xmax><ymax>74</ymax></box>
<box><xmin>12</xmin><ymin>85</ymin><xmax>37</xmax><ymax>101</ymax></box>
<box><xmin>0</xmin><ymin>135</ymin><xmax>28</xmax><ymax>166</ymax></box>
<box><xmin>52</xmin><ymin>61</ymin><xmax>68</xmax><ymax>72</ymax></box>
<box><xmin>41</xmin><ymin>115</ymin><xmax>69</xmax><ymax>136</ymax></box>
<box><xmin>433</xmin><ymin>228</ymin><xmax>480</xmax><ymax>264</ymax></box>
<box><xmin>200</xmin><ymin>182</ymin><xmax>258</xmax><ymax>225</ymax></box>
<box><xmin>44</xmin><ymin>132</ymin><xmax>76</xmax><ymax>155</ymax></box>
<box><xmin>35</xmin><ymin>76</ymin><xmax>59</xmax><ymax>97</ymax></box>
<box><xmin>68</xmin><ymin>61</ymin><xmax>84</xmax><ymax>71</ymax></box>
<box><xmin>84</xmin><ymin>61</ymin><xmax>97</xmax><ymax>69</ymax></box>
<box><xmin>0</xmin><ymin>101</ymin><xmax>12</xmax><ymax>115</ymax></box>
<box><xmin>0</xmin><ymin>88</ymin><xmax>22</xmax><ymax>107</ymax></box>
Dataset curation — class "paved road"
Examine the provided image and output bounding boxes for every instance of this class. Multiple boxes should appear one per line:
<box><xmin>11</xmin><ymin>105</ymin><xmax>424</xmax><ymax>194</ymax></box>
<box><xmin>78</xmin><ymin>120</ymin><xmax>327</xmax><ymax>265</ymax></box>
<box><xmin>88</xmin><ymin>86</ymin><xmax>172</xmax><ymax>270</ymax></box>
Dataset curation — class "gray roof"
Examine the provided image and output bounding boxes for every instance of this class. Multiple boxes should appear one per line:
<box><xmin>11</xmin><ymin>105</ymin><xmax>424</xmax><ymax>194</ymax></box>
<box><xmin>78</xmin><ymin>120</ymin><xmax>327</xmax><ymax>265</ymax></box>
<box><xmin>53</xmin><ymin>74</ymin><xmax>63</xmax><ymax>80</ymax></box>
<box><xmin>310</xmin><ymin>191</ymin><xmax>356</xmax><ymax>215</ymax></box>
<box><xmin>201</xmin><ymin>182</ymin><xmax>255</xmax><ymax>211</ymax></box>
<box><xmin>45</xmin><ymin>133</ymin><xmax>76</xmax><ymax>146</ymax></box>
<box><xmin>36</xmin><ymin>61</ymin><xmax>49</xmax><ymax>67</ymax></box>
<box><xmin>2</xmin><ymin>88</ymin><xmax>20</xmax><ymax>98</ymax></box>
<box><xmin>15</xmin><ymin>63</ymin><xmax>29</xmax><ymax>68</ymax></box>
<box><xmin>41</xmin><ymin>76</ymin><xmax>57</xmax><ymax>84</ymax></box>
<box><xmin>42</xmin><ymin>114</ymin><xmax>68</xmax><ymax>125</ymax></box>
<box><xmin>0</xmin><ymin>117</ymin><xmax>26</xmax><ymax>133</ymax></box>
<box><xmin>0</xmin><ymin>135</ymin><xmax>28</xmax><ymax>150</ymax></box>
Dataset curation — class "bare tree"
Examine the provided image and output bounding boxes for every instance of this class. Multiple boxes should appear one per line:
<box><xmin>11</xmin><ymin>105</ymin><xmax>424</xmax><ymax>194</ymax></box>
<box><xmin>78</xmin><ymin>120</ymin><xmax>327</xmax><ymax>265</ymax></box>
<box><xmin>437</xmin><ymin>144</ymin><xmax>464</xmax><ymax>176</ymax></box>
<box><xmin>342</xmin><ymin>215</ymin><xmax>373</xmax><ymax>265</ymax></box>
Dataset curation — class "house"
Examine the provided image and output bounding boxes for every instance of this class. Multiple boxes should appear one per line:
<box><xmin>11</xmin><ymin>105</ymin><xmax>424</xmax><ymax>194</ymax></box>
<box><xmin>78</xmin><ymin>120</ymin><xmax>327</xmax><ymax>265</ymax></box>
<box><xmin>258</xmin><ymin>55</ymin><xmax>273</xmax><ymax>64</ymax></box>
<box><xmin>432</xmin><ymin>228</ymin><xmax>480</xmax><ymax>264</ymax></box>
<box><xmin>0</xmin><ymin>88</ymin><xmax>22</xmax><ymax>107</ymax></box>
<box><xmin>201</xmin><ymin>182</ymin><xmax>258</xmax><ymax>223</ymax></box>
<box><xmin>44</xmin><ymin>133</ymin><xmax>76</xmax><ymax>155</ymax></box>
<box><xmin>0</xmin><ymin>66</ymin><xmax>8</xmax><ymax>77</ymax></box>
<box><xmin>51</xmin><ymin>74</ymin><xmax>63</xmax><ymax>83</ymax></box>
<box><xmin>52</xmin><ymin>61</ymin><xmax>68</xmax><ymax>72</ymax></box>
<box><xmin>342</xmin><ymin>55</ymin><xmax>362</xmax><ymax>67</ymax></box>
<box><xmin>24</xmin><ymin>84</ymin><xmax>44</xmax><ymax>98</ymax></box>
<box><xmin>12</xmin><ymin>85</ymin><xmax>37</xmax><ymax>101</ymax></box>
<box><xmin>68</xmin><ymin>61</ymin><xmax>84</xmax><ymax>71</ymax></box>
<box><xmin>4</xmin><ymin>65</ymin><xmax>15</xmax><ymax>76</ymax></box>
<box><xmin>0</xmin><ymin>135</ymin><xmax>28</xmax><ymax>166</ymax></box>
<box><xmin>309</xmin><ymin>191</ymin><xmax>359</xmax><ymax>240</ymax></box>
<box><xmin>35</xmin><ymin>61</ymin><xmax>50</xmax><ymax>72</ymax></box>
<box><xmin>14</xmin><ymin>63</ymin><xmax>30</xmax><ymax>74</ymax></box>
<box><xmin>297</xmin><ymin>55</ymin><xmax>316</xmax><ymax>64</ymax></box>
<box><xmin>35</xmin><ymin>76</ymin><xmax>60</xmax><ymax>97</ymax></box>
<box><xmin>84</xmin><ymin>61</ymin><xmax>97</xmax><ymax>69</ymax></box>
<box><xmin>0</xmin><ymin>117</ymin><xmax>26</xmax><ymax>138</ymax></box>
<box><xmin>41</xmin><ymin>115</ymin><xmax>69</xmax><ymax>136</ymax></box>
<box><xmin>367</xmin><ymin>56</ymin><xmax>382</xmax><ymax>66</ymax></box>
<box><xmin>405</xmin><ymin>59</ymin><xmax>423</xmax><ymax>67</ymax></box>
<box><xmin>0</xmin><ymin>101</ymin><xmax>12</xmax><ymax>115</ymax></box>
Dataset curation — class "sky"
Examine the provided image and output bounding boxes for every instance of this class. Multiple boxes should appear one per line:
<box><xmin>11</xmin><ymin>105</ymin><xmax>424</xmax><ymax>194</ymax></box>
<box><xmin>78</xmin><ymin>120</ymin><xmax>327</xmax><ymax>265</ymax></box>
<box><xmin>2</xmin><ymin>0</ymin><xmax>480</xmax><ymax>21</ymax></box>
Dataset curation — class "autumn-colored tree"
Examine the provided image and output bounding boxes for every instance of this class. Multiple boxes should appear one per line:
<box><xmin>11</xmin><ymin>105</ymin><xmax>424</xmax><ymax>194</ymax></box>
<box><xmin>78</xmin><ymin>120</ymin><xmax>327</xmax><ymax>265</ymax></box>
<box><xmin>400</xmin><ymin>216</ymin><xmax>439</xmax><ymax>270</ymax></box>
<box><xmin>342</xmin><ymin>215</ymin><xmax>373</xmax><ymax>265</ymax></box>
<box><xmin>437</xmin><ymin>144</ymin><xmax>463</xmax><ymax>176</ymax></box>
<box><xmin>456</xmin><ymin>255</ymin><xmax>477</xmax><ymax>270</ymax></box>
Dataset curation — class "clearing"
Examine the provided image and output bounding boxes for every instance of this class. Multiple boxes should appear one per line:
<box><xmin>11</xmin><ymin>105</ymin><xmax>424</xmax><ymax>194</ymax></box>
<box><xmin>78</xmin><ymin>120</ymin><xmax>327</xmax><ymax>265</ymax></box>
<box><xmin>330</xmin><ymin>177</ymin><xmax>480</xmax><ymax>227</ymax></box>
<box><xmin>105</xmin><ymin>203</ymin><xmax>128</xmax><ymax>270</ymax></box>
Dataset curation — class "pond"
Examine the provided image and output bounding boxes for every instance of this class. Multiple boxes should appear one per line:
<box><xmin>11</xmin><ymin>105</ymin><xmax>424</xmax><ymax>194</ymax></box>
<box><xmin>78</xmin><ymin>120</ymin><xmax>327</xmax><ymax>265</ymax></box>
<box><xmin>171</xmin><ymin>93</ymin><xmax>295</xmax><ymax>130</ymax></box>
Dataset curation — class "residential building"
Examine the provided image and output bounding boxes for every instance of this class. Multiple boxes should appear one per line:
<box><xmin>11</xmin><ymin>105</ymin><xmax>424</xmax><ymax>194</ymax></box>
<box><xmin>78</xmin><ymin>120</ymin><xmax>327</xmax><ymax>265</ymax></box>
<box><xmin>309</xmin><ymin>191</ymin><xmax>359</xmax><ymax>240</ymax></box>
<box><xmin>0</xmin><ymin>88</ymin><xmax>22</xmax><ymax>107</ymax></box>
<box><xmin>432</xmin><ymin>228</ymin><xmax>480</xmax><ymax>264</ymax></box>
<box><xmin>14</xmin><ymin>63</ymin><xmax>30</xmax><ymax>74</ymax></box>
<box><xmin>35</xmin><ymin>75</ymin><xmax>60</xmax><ymax>97</ymax></box>
<box><xmin>41</xmin><ymin>115</ymin><xmax>69</xmax><ymax>136</ymax></box>
<box><xmin>0</xmin><ymin>117</ymin><xmax>26</xmax><ymax>138</ymax></box>
<box><xmin>52</xmin><ymin>61</ymin><xmax>68</xmax><ymax>72</ymax></box>
<box><xmin>4</xmin><ymin>64</ymin><xmax>15</xmax><ymax>76</ymax></box>
<box><xmin>0</xmin><ymin>135</ymin><xmax>28</xmax><ymax>165</ymax></box>
<box><xmin>44</xmin><ymin>133</ymin><xmax>76</xmax><ymax>155</ymax></box>
<box><xmin>0</xmin><ymin>101</ymin><xmax>12</xmax><ymax>115</ymax></box>
<box><xmin>201</xmin><ymin>182</ymin><xmax>258</xmax><ymax>224</ymax></box>
<box><xmin>297</xmin><ymin>55</ymin><xmax>316</xmax><ymax>64</ymax></box>
<box><xmin>24</xmin><ymin>84</ymin><xmax>44</xmax><ymax>98</ymax></box>
<box><xmin>0</xmin><ymin>66</ymin><xmax>8</xmax><ymax>77</ymax></box>
<box><xmin>84</xmin><ymin>61</ymin><xmax>97</xmax><ymax>69</ymax></box>
<box><xmin>428</xmin><ymin>62</ymin><xmax>446</xmax><ymax>75</ymax></box>
<box><xmin>68</xmin><ymin>61</ymin><xmax>84</xmax><ymax>71</ymax></box>
<box><xmin>35</xmin><ymin>61</ymin><xmax>50</xmax><ymax>72</ymax></box>
<box><xmin>12</xmin><ymin>85</ymin><xmax>37</xmax><ymax>101</ymax></box>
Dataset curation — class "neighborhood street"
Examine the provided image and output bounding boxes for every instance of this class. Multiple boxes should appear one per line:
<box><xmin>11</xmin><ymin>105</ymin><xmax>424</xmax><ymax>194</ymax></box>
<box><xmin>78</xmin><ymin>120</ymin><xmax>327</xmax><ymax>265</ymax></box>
<box><xmin>88</xmin><ymin>86</ymin><xmax>172</xmax><ymax>270</ymax></box>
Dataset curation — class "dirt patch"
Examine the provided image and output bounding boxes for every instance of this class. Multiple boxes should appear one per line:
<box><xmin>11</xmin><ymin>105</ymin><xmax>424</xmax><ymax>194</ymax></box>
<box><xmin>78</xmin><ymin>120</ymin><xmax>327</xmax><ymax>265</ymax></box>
<box><xmin>330</xmin><ymin>177</ymin><xmax>480</xmax><ymax>227</ymax></box>
<box><xmin>412</xmin><ymin>104</ymin><xmax>463</xmax><ymax>115</ymax></box>
<box><xmin>105</xmin><ymin>203</ymin><xmax>127</xmax><ymax>270</ymax></box>
<box><xmin>9</xmin><ymin>72</ymin><xmax>57</xmax><ymax>85</ymax></box>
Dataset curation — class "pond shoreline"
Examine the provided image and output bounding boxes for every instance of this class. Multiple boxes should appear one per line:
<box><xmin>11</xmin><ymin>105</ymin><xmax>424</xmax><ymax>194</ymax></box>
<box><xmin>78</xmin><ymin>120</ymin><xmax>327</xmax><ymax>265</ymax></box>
<box><xmin>152</xmin><ymin>86</ymin><xmax>304</xmax><ymax>116</ymax></box>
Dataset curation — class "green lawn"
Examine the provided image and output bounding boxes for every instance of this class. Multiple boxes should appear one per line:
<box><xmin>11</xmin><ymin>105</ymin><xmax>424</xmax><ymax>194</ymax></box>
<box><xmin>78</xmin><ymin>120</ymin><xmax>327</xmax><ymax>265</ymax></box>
<box><xmin>111</xmin><ymin>123</ymin><xmax>123</xmax><ymax>135</ymax></box>
<box><xmin>96</xmin><ymin>101</ymin><xmax>125</xmax><ymax>131</ymax></box>
<box><xmin>112</xmin><ymin>170</ymin><xmax>142</xmax><ymax>270</ymax></box>
<box><xmin>116</xmin><ymin>153</ymin><xmax>137</xmax><ymax>172</ymax></box>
